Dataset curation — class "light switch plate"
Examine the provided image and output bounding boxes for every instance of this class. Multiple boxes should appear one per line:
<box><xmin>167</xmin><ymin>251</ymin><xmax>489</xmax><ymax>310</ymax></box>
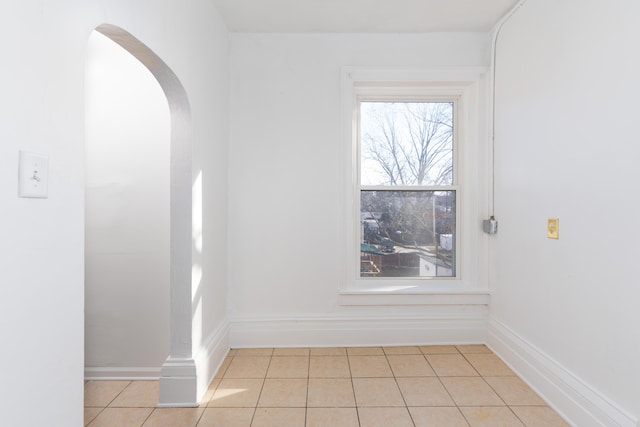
<box><xmin>19</xmin><ymin>151</ymin><xmax>49</xmax><ymax>198</ymax></box>
<box><xmin>547</xmin><ymin>218</ymin><xmax>559</xmax><ymax>239</ymax></box>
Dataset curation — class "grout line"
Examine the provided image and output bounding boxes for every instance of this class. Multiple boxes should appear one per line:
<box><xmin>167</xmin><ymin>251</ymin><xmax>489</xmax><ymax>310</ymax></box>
<box><xmin>139</xmin><ymin>407</ymin><xmax>155</xmax><ymax>426</ymax></box>
<box><xmin>249</xmin><ymin>353</ymin><xmax>272</xmax><ymax>425</ymax></box>
<box><xmin>345</xmin><ymin>348</ymin><xmax>362</xmax><ymax>427</ymax></box>
<box><xmin>304</xmin><ymin>353</ymin><xmax>310</xmax><ymax>426</ymax></box>
<box><xmin>193</xmin><ymin>404</ymin><xmax>207</xmax><ymax>426</ymax></box>
<box><xmin>84</xmin><ymin>406</ymin><xmax>106</xmax><ymax>426</ymax></box>
<box><xmin>105</xmin><ymin>380</ymin><xmax>132</xmax><ymax>408</ymax></box>
<box><xmin>384</xmin><ymin>351</ymin><xmax>418</xmax><ymax>427</ymax></box>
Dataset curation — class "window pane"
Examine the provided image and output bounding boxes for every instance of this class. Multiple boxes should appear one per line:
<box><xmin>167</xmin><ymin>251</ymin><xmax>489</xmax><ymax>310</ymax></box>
<box><xmin>360</xmin><ymin>190</ymin><xmax>455</xmax><ymax>278</ymax></box>
<box><xmin>360</xmin><ymin>102</ymin><xmax>453</xmax><ymax>186</ymax></box>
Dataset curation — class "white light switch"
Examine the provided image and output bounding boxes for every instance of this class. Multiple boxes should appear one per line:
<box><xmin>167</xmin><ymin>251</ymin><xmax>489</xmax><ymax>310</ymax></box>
<box><xmin>19</xmin><ymin>151</ymin><xmax>49</xmax><ymax>198</ymax></box>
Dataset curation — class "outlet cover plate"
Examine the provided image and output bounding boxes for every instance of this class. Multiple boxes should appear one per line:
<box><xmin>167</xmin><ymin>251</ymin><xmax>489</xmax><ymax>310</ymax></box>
<box><xmin>547</xmin><ymin>218</ymin><xmax>559</xmax><ymax>239</ymax></box>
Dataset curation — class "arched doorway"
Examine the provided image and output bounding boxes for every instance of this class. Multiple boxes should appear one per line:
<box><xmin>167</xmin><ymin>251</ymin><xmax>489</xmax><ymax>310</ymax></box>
<box><xmin>85</xmin><ymin>24</ymin><xmax>196</xmax><ymax>406</ymax></box>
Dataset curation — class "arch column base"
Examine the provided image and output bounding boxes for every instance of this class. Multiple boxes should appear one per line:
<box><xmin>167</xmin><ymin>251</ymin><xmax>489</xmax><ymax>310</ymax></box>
<box><xmin>158</xmin><ymin>357</ymin><xmax>198</xmax><ymax>407</ymax></box>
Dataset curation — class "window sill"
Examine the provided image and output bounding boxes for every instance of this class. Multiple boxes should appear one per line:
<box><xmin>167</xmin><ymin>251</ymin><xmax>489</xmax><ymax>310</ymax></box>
<box><xmin>338</xmin><ymin>286</ymin><xmax>490</xmax><ymax>306</ymax></box>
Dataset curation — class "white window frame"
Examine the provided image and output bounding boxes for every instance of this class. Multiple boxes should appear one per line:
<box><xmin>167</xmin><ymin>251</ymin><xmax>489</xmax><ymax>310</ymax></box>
<box><xmin>339</xmin><ymin>67</ymin><xmax>490</xmax><ymax>305</ymax></box>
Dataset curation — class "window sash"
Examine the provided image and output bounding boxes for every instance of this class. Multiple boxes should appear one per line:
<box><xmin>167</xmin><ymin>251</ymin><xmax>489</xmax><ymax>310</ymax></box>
<box><xmin>355</xmin><ymin>97</ymin><xmax>459</xmax><ymax>280</ymax></box>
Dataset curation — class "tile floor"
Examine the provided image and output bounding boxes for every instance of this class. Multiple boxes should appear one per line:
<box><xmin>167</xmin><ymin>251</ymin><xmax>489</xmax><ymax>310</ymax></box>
<box><xmin>84</xmin><ymin>345</ymin><xmax>570</xmax><ymax>426</ymax></box>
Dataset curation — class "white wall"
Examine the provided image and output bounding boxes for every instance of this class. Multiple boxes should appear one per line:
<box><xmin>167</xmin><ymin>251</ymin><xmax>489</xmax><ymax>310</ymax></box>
<box><xmin>490</xmin><ymin>0</ymin><xmax>640</xmax><ymax>424</ymax></box>
<box><xmin>0</xmin><ymin>0</ymin><xmax>229</xmax><ymax>424</ymax></box>
<box><xmin>228</xmin><ymin>33</ymin><xmax>490</xmax><ymax>343</ymax></box>
<box><xmin>189</xmin><ymin>3</ymin><xmax>231</xmax><ymax>397</ymax></box>
<box><xmin>84</xmin><ymin>30</ymin><xmax>170</xmax><ymax>373</ymax></box>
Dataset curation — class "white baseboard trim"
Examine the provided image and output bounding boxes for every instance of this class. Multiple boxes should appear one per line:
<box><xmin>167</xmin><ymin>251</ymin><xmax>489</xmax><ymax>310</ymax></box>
<box><xmin>488</xmin><ymin>318</ymin><xmax>638</xmax><ymax>427</ymax></box>
<box><xmin>84</xmin><ymin>366</ymin><xmax>161</xmax><ymax>380</ymax></box>
<box><xmin>338</xmin><ymin>290</ymin><xmax>491</xmax><ymax>306</ymax></box>
<box><xmin>229</xmin><ymin>312</ymin><xmax>487</xmax><ymax>348</ymax></box>
<box><xmin>158</xmin><ymin>357</ymin><xmax>197</xmax><ymax>407</ymax></box>
<box><xmin>195</xmin><ymin>320</ymin><xmax>230</xmax><ymax>402</ymax></box>
<box><xmin>84</xmin><ymin>322</ymin><xmax>232</xmax><ymax>407</ymax></box>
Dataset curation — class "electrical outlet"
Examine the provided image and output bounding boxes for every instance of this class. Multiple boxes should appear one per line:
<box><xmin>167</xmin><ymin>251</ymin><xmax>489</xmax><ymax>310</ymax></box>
<box><xmin>547</xmin><ymin>218</ymin><xmax>559</xmax><ymax>239</ymax></box>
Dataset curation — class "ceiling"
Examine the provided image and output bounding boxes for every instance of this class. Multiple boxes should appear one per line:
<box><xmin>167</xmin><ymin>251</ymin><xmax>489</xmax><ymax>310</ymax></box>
<box><xmin>211</xmin><ymin>0</ymin><xmax>520</xmax><ymax>33</ymax></box>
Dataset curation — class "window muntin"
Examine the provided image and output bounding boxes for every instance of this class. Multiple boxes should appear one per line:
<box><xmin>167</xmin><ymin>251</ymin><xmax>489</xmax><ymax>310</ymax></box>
<box><xmin>358</xmin><ymin>100</ymin><xmax>457</xmax><ymax>278</ymax></box>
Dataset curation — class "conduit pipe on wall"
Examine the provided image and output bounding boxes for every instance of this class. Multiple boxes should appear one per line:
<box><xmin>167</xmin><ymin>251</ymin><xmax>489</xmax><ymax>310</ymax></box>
<box><xmin>486</xmin><ymin>0</ymin><xmax>528</xmax><ymax>225</ymax></box>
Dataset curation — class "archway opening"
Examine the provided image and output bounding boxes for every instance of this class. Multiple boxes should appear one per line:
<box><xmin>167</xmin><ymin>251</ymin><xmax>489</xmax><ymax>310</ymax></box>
<box><xmin>84</xmin><ymin>24</ymin><xmax>195</xmax><ymax>407</ymax></box>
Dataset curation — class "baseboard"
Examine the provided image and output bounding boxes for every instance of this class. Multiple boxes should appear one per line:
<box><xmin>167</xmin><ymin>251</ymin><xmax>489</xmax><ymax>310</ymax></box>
<box><xmin>158</xmin><ymin>357</ymin><xmax>198</xmax><ymax>407</ymax></box>
<box><xmin>84</xmin><ymin>322</ymin><xmax>231</xmax><ymax>406</ymax></box>
<box><xmin>84</xmin><ymin>366</ymin><xmax>161</xmax><ymax>380</ymax></box>
<box><xmin>194</xmin><ymin>320</ymin><xmax>230</xmax><ymax>402</ymax></box>
<box><xmin>488</xmin><ymin>318</ymin><xmax>638</xmax><ymax>427</ymax></box>
<box><xmin>229</xmin><ymin>312</ymin><xmax>487</xmax><ymax>348</ymax></box>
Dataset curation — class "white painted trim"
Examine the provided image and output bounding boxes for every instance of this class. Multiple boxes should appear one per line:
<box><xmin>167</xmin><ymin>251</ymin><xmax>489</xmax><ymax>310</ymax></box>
<box><xmin>194</xmin><ymin>320</ymin><xmax>230</xmax><ymax>402</ymax></box>
<box><xmin>340</xmin><ymin>66</ymin><xmax>490</xmax><ymax>293</ymax></box>
<box><xmin>84</xmin><ymin>367</ymin><xmax>161</xmax><ymax>380</ymax></box>
<box><xmin>338</xmin><ymin>289</ymin><xmax>490</xmax><ymax>306</ymax></box>
<box><xmin>229</xmin><ymin>313</ymin><xmax>487</xmax><ymax>348</ymax></box>
<box><xmin>158</xmin><ymin>357</ymin><xmax>197</xmax><ymax>407</ymax></box>
<box><xmin>488</xmin><ymin>318</ymin><xmax>638</xmax><ymax>427</ymax></box>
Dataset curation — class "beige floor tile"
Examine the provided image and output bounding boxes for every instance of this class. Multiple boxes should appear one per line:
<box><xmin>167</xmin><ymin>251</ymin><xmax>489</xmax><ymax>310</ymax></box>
<box><xmin>441</xmin><ymin>377</ymin><xmax>505</xmax><ymax>406</ymax></box>
<box><xmin>387</xmin><ymin>355</ymin><xmax>435</xmax><ymax>377</ymax></box>
<box><xmin>209</xmin><ymin>378</ymin><xmax>264</xmax><ymax>408</ymax></box>
<box><xmin>310</xmin><ymin>347</ymin><xmax>347</xmax><ymax>356</ymax></box>
<box><xmin>251</xmin><ymin>408</ymin><xmax>305</xmax><ymax>427</ymax></box>
<box><xmin>272</xmin><ymin>348</ymin><xmax>310</xmax><ymax>356</ymax></box>
<box><xmin>409</xmin><ymin>407</ymin><xmax>470</xmax><ymax>427</ymax></box>
<box><xmin>215</xmin><ymin>357</ymin><xmax>233</xmax><ymax>379</ymax></box>
<box><xmin>200</xmin><ymin>378</ymin><xmax>221</xmax><ymax>406</ymax></box>
<box><xmin>266</xmin><ymin>356</ymin><xmax>309</xmax><ymax>378</ymax></box>
<box><xmin>511</xmin><ymin>406</ymin><xmax>570</xmax><ymax>427</ymax></box>
<box><xmin>309</xmin><ymin>356</ymin><xmax>351</xmax><ymax>378</ymax></box>
<box><xmin>352</xmin><ymin>378</ymin><xmax>405</xmax><ymax>407</ymax></box>
<box><xmin>306</xmin><ymin>408</ymin><xmax>359</xmax><ymax>427</ymax></box>
<box><xmin>85</xmin><ymin>407</ymin><xmax>103</xmax><ymax>426</ymax></box>
<box><xmin>142</xmin><ymin>408</ymin><xmax>204</xmax><ymax>427</ymax></box>
<box><xmin>456</xmin><ymin>345</ymin><xmax>492</xmax><ymax>354</ymax></box>
<box><xmin>383</xmin><ymin>346</ymin><xmax>421</xmax><ymax>355</ymax></box>
<box><xmin>257</xmin><ymin>379</ymin><xmax>307</xmax><ymax>407</ymax></box>
<box><xmin>234</xmin><ymin>348</ymin><xmax>273</xmax><ymax>357</ymax></box>
<box><xmin>349</xmin><ymin>355</ymin><xmax>393</xmax><ymax>377</ymax></box>
<box><xmin>228</xmin><ymin>349</ymin><xmax>238</xmax><ymax>357</ymax></box>
<box><xmin>484</xmin><ymin>377</ymin><xmax>546</xmax><ymax>406</ymax></box>
<box><xmin>426</xmin><ymin>354</ymin><xmax>479</xmax><ymax>376</ymax></box>
<box><xmin>459</xmin><ymin>407</ymin><xmax>524</xmax><ymax>427</ymax></box>
<box><xmin>224</xmin><ymin>356</ymin><xmax>271</xmax><ymax>379</ymax></box>
<box><xmin>110</xmin><ymin>381</ymin><xmax>159</xmax><ymax>407</ymax></box>
<box><xmin>347</xmin><ymin>347</ymin><xmax>384</xmax><ymax>356</ymax></box>
<box><xmin>85</xmin><ymin>380</ymin><xmax>131</xmax><ymax>407</ymax></box>
<box><xmin>196</xmin><ymin>408</ymin><xmax>254</xmax><ymax>427</ymax></box>
<box><xmin>419</xmin><ymin>345</ymin><xmax>460</xmax><ymax>355</ymax></box>
<box><xmin>357</xmin><ymin>407</ymin><xmax>414</xmax><ymax>427</ymax></box>
<box><xmin>88</xmin><ymin>407</ymin><xmax>153</xmax><ymax>427</ymax></box>
<box><xmin>465</xmin><ymin>353</ymin><xmax>514</xmax><ymax>376</ymax></box>
<box><xmin>307</xmin><ymin>378</ymin><xmax>355</xmax><ymax>407</ymax></box>
<box><xmin>396</xmin><ymin>377</ymin><xmax>455</xmax><ymax>406</ymax></box>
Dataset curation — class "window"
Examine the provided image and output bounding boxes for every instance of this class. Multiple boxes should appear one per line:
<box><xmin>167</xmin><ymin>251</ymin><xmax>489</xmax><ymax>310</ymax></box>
<box><xmin>359</xmin><ymin>100</ymin><xmax>457</xmax><ymax>278</ymax></box>
<box><xmin>341</xmin><ymin>67</ymin><xmax>487</xmax><ymax>293</ymax></box>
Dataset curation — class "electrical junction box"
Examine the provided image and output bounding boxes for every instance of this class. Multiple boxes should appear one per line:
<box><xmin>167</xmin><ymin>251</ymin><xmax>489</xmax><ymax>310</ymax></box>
<box><xmin>483</xmin><ymin>217</ymin><xmax>498</xmax><ymax>234</ymax></box>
